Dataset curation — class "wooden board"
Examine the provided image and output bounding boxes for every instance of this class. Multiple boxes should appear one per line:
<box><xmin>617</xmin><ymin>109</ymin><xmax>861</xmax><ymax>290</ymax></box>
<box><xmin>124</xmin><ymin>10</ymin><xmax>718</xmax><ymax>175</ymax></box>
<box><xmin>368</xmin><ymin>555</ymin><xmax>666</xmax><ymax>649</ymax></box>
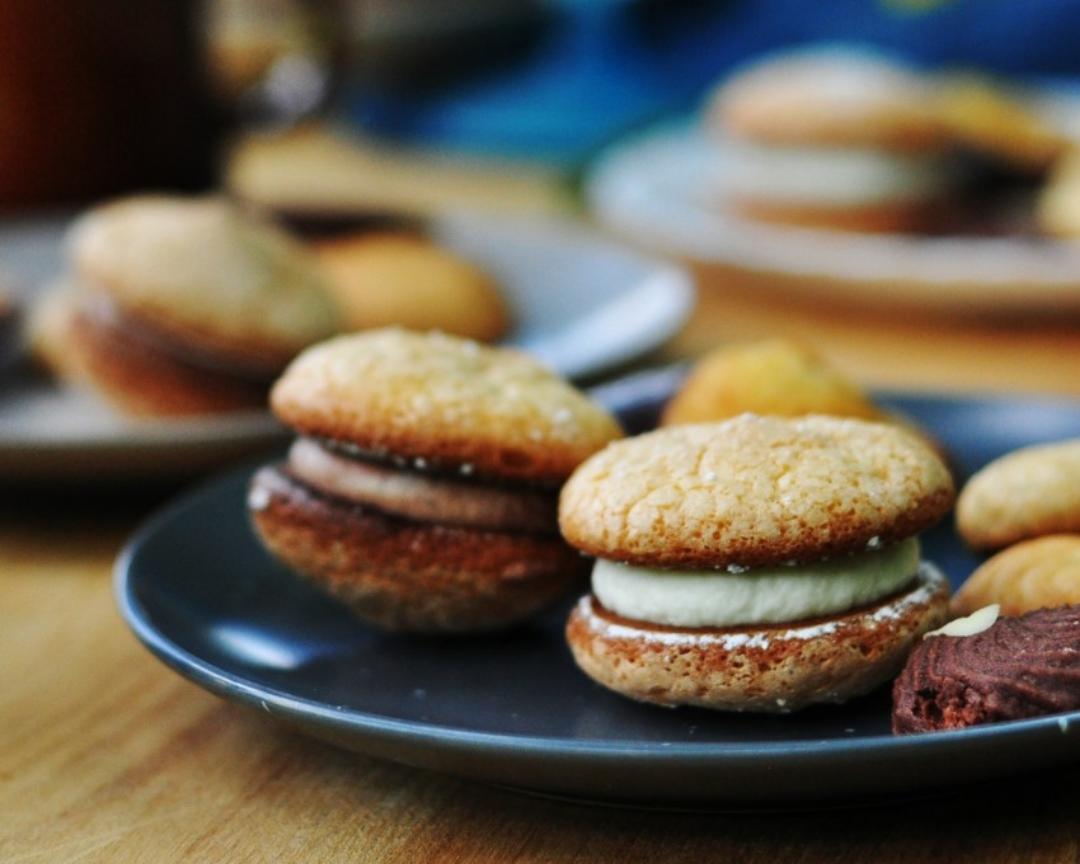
<box><xmin>2</xmin><ymin>485</ymin><xmax>1079</xmax><ymax>862</ymax></box>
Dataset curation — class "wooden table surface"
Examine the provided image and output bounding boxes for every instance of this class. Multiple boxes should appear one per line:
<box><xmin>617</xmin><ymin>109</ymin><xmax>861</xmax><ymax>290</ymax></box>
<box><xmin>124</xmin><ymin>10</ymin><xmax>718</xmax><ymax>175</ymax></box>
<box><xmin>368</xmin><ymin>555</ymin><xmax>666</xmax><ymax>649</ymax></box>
<box><xmin>4</xmin><ymin>168</ymin><xmax>1080</xmax><ymax>860</ymax></box>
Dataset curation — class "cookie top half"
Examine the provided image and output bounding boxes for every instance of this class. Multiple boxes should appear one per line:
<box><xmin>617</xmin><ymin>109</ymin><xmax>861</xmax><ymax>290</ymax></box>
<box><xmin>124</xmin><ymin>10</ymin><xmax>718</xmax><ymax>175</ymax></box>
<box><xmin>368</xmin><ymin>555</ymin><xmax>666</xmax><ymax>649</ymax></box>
<box><xmin>559</xmin><ymin>414</ymin><xmax>954</xmax><ymax>569</ymax></box>
<box><xmin>271</xmin><ymin>329</ymin><xmax>624</xmax><ymax>485</ymax></box>
<box><xmin>70</xmin><ymin>195</ymin><xmax>339</xmax><ymax>370</ymax></box>
<box><xmin>709</xmin><ymin>48</ymin><xmax>942</xmax><ymax>152</ymax></box>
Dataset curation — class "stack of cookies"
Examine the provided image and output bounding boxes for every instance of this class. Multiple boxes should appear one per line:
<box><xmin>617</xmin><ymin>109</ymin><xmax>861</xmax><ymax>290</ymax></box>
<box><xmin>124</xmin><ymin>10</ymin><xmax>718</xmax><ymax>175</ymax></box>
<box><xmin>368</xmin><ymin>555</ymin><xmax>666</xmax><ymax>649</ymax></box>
<box><xmin>662</xmin><ymin>339</ymin><xmax>887</xmax><ymax>426</ymax></box>
<box><xmin>706</xmin><ymin>45</ymin><xmax>1070</xmax><ymax>234</ymax></box>
<box><xmin>33</xmin><ymin>195</ymin><xmax>339</xmax><ymax>416</ymax></box>
<box><xmin>707</xmin><ymin>47</ymin><xmax>954</xmax><ymax>233</ymax></box>
<box><xmin>249</xmin><ymin>328</ymin><xmax>622</xmax><ymax>632</ymax></box>
<box><xmin>559</xmin><ymin>414</ymin><xmax>954</xmax><ymax>712</ymax></box>
<box><xmin>953</xmin><ymin>438</ymin><xmax>1080</xmax><ymax>616</ymax></box>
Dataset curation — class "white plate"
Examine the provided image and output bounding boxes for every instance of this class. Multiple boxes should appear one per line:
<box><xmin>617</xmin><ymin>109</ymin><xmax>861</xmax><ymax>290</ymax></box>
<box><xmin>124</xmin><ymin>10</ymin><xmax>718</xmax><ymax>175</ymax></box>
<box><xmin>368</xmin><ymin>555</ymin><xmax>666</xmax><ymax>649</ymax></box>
<box><xmin>587</xmin><ymin>123</ymin><xmax>1080</xmax><ymax>316</ymax></box>
<box><xmin>0</xmin><ymin>212</ymin><xmax>692</xmax><ymax>482</ymax></box>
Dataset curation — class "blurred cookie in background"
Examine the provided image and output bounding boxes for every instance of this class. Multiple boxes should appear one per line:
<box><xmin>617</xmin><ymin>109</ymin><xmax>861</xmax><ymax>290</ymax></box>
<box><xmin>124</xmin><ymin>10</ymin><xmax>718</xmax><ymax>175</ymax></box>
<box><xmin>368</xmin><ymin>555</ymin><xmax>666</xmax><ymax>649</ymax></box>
<box><xmin>250</xmin><ymin>328</ymin><xmax>623</xmax><ymax>633</ymax></box>
<box><xmin>711</xmin><ymin>47</ymin><xmax>942</xmax><ymax>152</ymax></box>
<box><xmin>33</xmin><ymin>195</ymin><xmax>339</xmax><ymax>416</ymax></box>
<box><xmin>1037</xmin><ymin>149</ymin><xmax>1080</xmax><ymax>237</ymax></box>
<box><xmin>312</xmin><ymin>232</ymin><xmax>511</xmax><ymax>343</ymax></box>
<box><xmin>933</xmin><ymin>74</ymin><xmax>1068</xmax><ymax>174</ymax></box>
<box><xmin>661</xmin><ymin>339</ymin><xmax>942</xmax><ymax>457</ymax></box>
<box><xmin>661</xmin><ymin>339</ymin><xmax>885</xmax><ymax>426</ymax></box>
<box><xmin>706</xmin><ymin>47</ymin><xmax>955</xmax><ymax>233</ymax></box>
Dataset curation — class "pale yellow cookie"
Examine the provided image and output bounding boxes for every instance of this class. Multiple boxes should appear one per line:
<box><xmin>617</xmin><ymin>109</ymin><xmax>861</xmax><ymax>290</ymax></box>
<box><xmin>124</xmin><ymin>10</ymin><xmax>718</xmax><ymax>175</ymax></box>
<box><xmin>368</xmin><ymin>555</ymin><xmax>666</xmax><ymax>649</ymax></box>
<box><xmin>729</xmin><ymin>198</ymin><xmax>938</xmax><ymax>234</ymax></box>
<box><xmin>312</xmin><ymin>232</ymin><xmax>511</xmax><ymax>343</ymax></box>
<box><xmin>956</xmin><ymin>439</ymin><xmax>1080</xmax><ymax>549</ymax></box>
<box><xmin>559</xmin><ymin>414</ymin><xmax>955</xmax><ymax>569</ymax></box>
<box><xmin>953</xmin><ymin>535</ymin><xmax>1080</xmax><ymax>617</ymax></box>
<box><xmin>271</xmin><ymin>328</ymin><xmax>623</xmax><ymax>484</ymax></box>
<box><xmin>70</xmin><ymin>195</ymin><xmax>339</xmax><ymax>371</ymax></box>
<box><xmin>661</xmin><ymin>339</ymin><xmax>883</xmax><ymax>426</ymax></box>
<box><xmin>1037</xmin><ymin>149</ymin><xmax>1080</xmax><ymax>238</ymax></box>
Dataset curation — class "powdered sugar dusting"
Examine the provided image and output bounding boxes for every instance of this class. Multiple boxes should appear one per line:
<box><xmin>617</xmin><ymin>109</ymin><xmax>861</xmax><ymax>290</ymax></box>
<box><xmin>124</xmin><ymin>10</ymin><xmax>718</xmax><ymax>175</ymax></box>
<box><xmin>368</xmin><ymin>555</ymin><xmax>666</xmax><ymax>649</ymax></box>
<box><xmin>872</xmin><ymin>562</ymin><xmax>944</xmax><ymax>622</ymax></box>
<box><xmin>579</xmin><ymin>561</ymin><xmax>946</xmax><ymax>648</ymax></box>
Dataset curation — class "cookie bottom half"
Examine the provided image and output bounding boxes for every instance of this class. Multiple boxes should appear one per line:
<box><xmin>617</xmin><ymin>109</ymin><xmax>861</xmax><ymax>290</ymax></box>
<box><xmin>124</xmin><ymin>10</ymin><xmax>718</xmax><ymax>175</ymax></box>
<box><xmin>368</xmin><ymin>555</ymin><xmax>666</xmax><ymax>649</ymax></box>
<box><xmin>61</xmin><ymin>299</ymin><xmax>268</xmax><ymax>417</ymax></box>
<box><xmin>566</xmin><ymin>563</ymin><xmax>950</xmax><ymax>712</ymax></box>
<box><xmin>249</xmin><ymin>465</ymin><xmax>588</xmax><ymax>633</ymax></box>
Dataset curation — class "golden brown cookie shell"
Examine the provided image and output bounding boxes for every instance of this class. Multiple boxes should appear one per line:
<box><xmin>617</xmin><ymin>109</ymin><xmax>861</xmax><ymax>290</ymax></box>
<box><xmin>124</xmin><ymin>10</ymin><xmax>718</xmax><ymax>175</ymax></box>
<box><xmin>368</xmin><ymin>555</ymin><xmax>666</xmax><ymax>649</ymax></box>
<box><xmin>952</xmin><ymin>534</ymin><xmax>1080</xmax><ymax>617</ymax></box>
<box><xmin>933</xmin><ymin>75</ymin><xmax>1067</xmax><ymax>172</ymax></box>
<box><xmin>660</xmin><ymin>339</ymin><xmax>884</xmax><ymax>427</ymax></box>
<box><xmin>249</xmin><ymin>465</ymin><xmax>589</xmax><ymax>633</ymax></box>
<box><xmin>560</xmin><ymin>416</ymin><xmax>955</xmax><ymax>569</ymax></box>
<box><xmin>70</xmin><ymin>195</ymin><xmax>338</xmax><ymax>365</ymax></box>
<box><xmin>566</xmin><ymin>569</ymin><xmax>950</xmax><ymax>712</ymax></box>
<box><xmin>271</xmin><ymin>329</ymin><xmax>623</xmax><ymax>485</ymax></box>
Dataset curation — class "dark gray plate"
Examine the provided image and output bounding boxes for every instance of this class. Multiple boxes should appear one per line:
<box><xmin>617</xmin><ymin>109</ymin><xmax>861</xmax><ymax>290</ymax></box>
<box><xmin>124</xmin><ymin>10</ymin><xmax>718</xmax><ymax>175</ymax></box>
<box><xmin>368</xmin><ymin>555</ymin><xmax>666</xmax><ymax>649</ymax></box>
<box><xmin>115</xmin><ymin>371</ymin><xmax>1080</xmax><ymax>809</ymax></box>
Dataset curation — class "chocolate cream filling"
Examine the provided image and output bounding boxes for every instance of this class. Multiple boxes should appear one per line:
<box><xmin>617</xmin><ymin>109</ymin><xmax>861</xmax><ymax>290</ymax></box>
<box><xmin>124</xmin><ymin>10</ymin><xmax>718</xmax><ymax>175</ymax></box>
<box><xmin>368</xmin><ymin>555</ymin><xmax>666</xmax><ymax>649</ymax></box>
<box><xmin>892</xmin><ymin>603</ymin><xmax>1080</xmax><ymax>734</ymax></box>
<box><xmin>286</xmin><ymin>437</ymin><xmax>558</xmax><ymax>534</ymax></box>
<box><xmin>78</xmin><ymin>289</ymin><xmax>280</xmax><ymax>382</ymax></box>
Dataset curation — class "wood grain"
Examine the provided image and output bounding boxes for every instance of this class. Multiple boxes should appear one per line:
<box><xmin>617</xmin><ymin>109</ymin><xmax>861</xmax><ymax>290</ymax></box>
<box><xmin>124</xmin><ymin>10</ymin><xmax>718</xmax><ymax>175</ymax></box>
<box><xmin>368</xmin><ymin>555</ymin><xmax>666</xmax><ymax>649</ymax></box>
<box><xmin>2</xmin><ymin>491</ymin><xmax>1080</xmax><ymax>862</ymax></box>
<box><xmin>663</xmin><ymin>262</ymin><xmax>1080</xmax><ymax>397</ymax></box>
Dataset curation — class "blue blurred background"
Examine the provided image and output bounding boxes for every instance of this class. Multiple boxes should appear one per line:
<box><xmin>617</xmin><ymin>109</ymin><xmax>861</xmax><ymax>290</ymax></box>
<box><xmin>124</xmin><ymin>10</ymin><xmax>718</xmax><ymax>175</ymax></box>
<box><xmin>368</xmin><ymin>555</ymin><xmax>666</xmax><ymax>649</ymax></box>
<box><xmin>341</xmin><ymin>0</ymin><xmax>1080</xmax><ymax>164</ymax></box>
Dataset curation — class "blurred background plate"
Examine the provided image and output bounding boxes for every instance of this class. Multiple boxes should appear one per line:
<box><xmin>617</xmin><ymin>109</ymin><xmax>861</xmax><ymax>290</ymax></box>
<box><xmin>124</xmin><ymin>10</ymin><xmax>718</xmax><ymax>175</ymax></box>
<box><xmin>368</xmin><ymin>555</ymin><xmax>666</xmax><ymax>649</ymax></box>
<box><xmin>587</xmin><ymin>123</ymin><xmax>1080</xmax><ymax>317</ymax></box>
<box><xmin>0</xmin><ymin>212</ymin><xmax>692</xmax><ymax>483</ymax></box>
<box><xmin>115</xmin><ymin>381</ymin><xmax>1080</xmax><ymax>809</ymax></box>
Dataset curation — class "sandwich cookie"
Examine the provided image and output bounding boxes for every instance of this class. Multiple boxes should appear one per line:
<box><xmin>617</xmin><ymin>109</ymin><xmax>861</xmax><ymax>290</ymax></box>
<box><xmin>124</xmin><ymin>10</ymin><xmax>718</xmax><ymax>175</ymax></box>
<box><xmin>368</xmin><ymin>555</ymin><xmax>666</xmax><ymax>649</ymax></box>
<box><xmin>37</xmin><ymin>195</ymin><xmax>339</xmax><ymax>416</ymax></box>
<box><xmin>933</xmin><ymin>74</ymin><xmax>1068</xmax><ymax>174</ymax></box>
<box><xmin>660</xmin><ymin>339</ymin><xmax>943</xmax><ymax>456</ymax></box>
<box><xmin>1038</xmin><ymin>150</ymin><xmax>1080</xmax><ymax>238</ymax></box>
<box><xmin>249</xmin><ymin>328</ymin><xmax>623</xmax><ymax>632</ymax></box>
<box><xmin>560</xmin><ymin>415</ymin><xmax>954</xmax><ymax>712</ymax></box>
<box><xmin>706</xmin><ymin>47</ymin><xmax>954</xmax><ymax>233</ymax></box>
